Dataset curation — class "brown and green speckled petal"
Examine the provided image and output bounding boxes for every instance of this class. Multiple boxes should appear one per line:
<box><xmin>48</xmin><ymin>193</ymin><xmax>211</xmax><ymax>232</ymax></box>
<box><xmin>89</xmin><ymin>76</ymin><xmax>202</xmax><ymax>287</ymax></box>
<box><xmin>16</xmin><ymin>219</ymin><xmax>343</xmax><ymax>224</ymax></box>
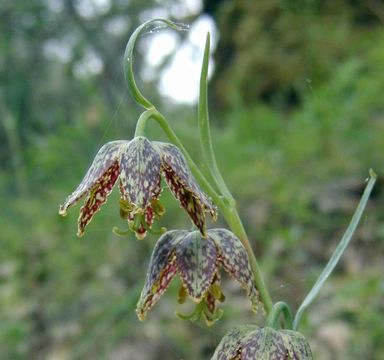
<box><xmin>77</xmin><ymin>160</ymin><xmax>120</xmax><ymax>236</ymax></box>
<box><xmin>212</xmin><ymin>326</ymin><xmax>313</xmax><ymax>360</ymax></box>
<box><xmin>208</xmin><ymin>229</ymin><xmax>260</xmax><ymax>312</ymax></box>
<box><xmin>163</xmin><ymin>166</ymin><xmax>207</xmax><ymax>233</ymax></box>
<box><xmin>154</xmin><ymin>142</ymin><xmax>218</xmax><ymax>234</ymax></box>
<box><xmin>211</xmin><ymin>325</ymin><xmax>258</xmax><ymax>360</ymax></box>
<box><xmin>120</xmin><ymin>136</ymin><xmax>162</xmax><ymax>209</ymax></box>
<box><xmin>241</xmin><ymin>327</ymin><xmax>286</xmax><ymax>360</ymax></box>
<box><xmin>281</xmin><ymin>330</ymin><xmax>313</xmax><ymax>359</ymax></box>
<box><xmin>59</xmin><ymin>140</ymin><xmax>126</xmax><ymax>216</ymax></box>
<box><xmin>136</xmin><ymin>230</ymin><xmax>186</xmax><ymax>320</ymax></box>
<box><xmin>175</xmin><ymin>231</ymin><xmax>218</xmax><ymax>301</ymax></box>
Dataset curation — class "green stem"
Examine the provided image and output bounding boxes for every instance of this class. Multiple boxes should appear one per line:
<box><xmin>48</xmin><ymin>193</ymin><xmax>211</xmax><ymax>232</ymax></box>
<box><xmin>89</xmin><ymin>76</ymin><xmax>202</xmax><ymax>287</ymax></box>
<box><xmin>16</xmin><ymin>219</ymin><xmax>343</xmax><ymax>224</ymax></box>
<box><xmin>293</xmin><ymin>169</ymin><xmax>377</xmax><ymax>330</ymax></box>
<box><xmin>266</xmin><ymin>301</ymin><xmax>293</xmax><ymax>329</ymax></box>
<box><xmin>222</xmin><ymin>208</ymin><xmax>273</xmax><ymax>314</ymax></box>
<box><xmin>134</xmin><ymin>108</ymin><xmax>156</xmax><ymax>137</ymax></box>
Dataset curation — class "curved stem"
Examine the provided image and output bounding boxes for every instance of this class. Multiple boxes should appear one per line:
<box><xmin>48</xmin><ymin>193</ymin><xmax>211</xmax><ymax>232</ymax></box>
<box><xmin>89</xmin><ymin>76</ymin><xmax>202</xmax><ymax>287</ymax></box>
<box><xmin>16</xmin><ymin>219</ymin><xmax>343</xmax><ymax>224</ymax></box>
<box><xmin>123</xmin><ymin>19</ymin><xmax>273</xmax><ymax>316</ymax></box>
<box><xmin>266</xmin><ymin>301</ymin><xmax>293</xmax><ymax>329</ymax></box>
<box><xmin>222</xmin><ymin>208</ymin><xmax>273</xmax><ymax>314</ymax></box>
<box><xmin>123</xmin><ymin>19</ymin><xmax>188</xmax><ymax>109</ymax></box>
<box><xmin>293</xmin><ymin>169</ymin><xmax>377</xmax><ymax>330</ymax></box>
<box><xmin>134</xmin><ymin>108</ymin><xmax>156</xmax><ymax>137</ymax></box>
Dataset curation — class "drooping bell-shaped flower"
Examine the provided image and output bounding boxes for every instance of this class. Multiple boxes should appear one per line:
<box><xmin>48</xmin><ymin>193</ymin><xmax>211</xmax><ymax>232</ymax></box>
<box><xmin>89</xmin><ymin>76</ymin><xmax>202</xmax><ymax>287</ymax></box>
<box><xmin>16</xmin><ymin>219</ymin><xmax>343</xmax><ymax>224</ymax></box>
<box><xmin>136</xmin><ymin>229</ymin><xmax>260</xmax><ymax>325</ymax></box>
<box><xmin>211</xmin><ymin>325</ymin><xmax>313</xmax><ymax>360</ymax></box>
<box><xmin>59</xmin><ymin>137</ymin><xmax>217</xmax><ymax>239</ymax></box>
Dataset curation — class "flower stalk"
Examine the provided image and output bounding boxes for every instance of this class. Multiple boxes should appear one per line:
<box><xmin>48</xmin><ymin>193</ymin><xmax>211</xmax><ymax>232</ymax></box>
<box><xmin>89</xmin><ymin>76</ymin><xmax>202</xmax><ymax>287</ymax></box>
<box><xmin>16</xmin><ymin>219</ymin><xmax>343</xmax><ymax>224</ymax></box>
<box><xmin>123</xmin><ymin>18</ymin><xmax>274</xmax><ymax>314</ymax></box>
<box><xmin>134</xmin><ymin>108</ymin><xmax>156</xmax><ymax>137</ymax></box>
<box><xmin>266</xmin><ymin>301</ymin><xmax>293</xmax><ymax>329</ymax></box>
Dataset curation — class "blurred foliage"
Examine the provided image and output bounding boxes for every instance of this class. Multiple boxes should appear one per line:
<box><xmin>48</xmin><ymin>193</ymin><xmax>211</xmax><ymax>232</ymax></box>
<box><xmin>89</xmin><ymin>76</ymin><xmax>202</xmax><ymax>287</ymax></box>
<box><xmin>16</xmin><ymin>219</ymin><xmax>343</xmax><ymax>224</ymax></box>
<box><xmin>205</xmin><ymin>0</ymin><xmax>384</xmax><ymax>112</ymax></box>
<box><xmin>1</xmin><ymin>0</ymin><xmax>384</xmax><ymax>359</ymax></box>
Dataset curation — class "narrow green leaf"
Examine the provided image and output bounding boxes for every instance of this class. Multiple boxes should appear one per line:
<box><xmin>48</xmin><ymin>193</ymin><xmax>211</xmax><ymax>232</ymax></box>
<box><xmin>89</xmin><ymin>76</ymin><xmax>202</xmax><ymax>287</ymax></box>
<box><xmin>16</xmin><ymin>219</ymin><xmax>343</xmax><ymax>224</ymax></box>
<box><xmin>197</xmin><ymin>33</ymin><xmax>234</xmax><ymax>203</ymax></box>
<box><xmin>293</xmin><ymin>169</ymin><xmax>377</xmax><ymax>330</ymax></box>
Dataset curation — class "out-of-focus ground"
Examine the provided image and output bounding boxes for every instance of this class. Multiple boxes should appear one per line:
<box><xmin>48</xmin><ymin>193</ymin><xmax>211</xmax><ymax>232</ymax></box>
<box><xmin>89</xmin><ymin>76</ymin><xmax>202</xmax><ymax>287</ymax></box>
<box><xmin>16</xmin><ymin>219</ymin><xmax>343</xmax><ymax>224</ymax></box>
<box><xmin>1</xmin><ymin>1</ymin><xmax>383</xmax><ymax>359</ymax></box>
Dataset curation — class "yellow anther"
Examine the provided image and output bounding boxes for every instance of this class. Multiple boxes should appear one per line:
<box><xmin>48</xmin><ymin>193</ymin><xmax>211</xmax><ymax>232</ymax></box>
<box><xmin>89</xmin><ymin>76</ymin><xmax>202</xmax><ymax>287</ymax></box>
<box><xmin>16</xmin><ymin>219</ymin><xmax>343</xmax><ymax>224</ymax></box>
<box><xmin>119</xmin><ymin>198</ymin><xmax>135</xmax><ymax>218</ymax></box>
<box><xmin>177</xmin><ymin>286</ymin><xmax>188</xmax><ymax>304</ymax></box>
<box><xmin>151</xmin><ymin>198</ymin><xmax>166</xmax><ymax>217</ymax></box>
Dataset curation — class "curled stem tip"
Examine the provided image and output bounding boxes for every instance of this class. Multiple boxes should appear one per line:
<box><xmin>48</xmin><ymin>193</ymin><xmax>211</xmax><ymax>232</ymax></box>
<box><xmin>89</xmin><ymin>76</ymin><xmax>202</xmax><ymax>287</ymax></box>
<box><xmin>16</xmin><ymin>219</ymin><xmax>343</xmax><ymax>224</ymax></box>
<box><xmin>124</xmin><ymin>19</ymin><xmax>189</xmax><ymax>109</ymax></box>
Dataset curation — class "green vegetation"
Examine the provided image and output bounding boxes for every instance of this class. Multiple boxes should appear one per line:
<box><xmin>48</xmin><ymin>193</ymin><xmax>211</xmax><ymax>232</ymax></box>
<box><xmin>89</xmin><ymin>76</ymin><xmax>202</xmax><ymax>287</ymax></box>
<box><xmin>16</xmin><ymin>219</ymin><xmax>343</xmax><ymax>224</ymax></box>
<box><xmin>1</xmin><ymin>1</ymin><xmax>383</xmax><ymax>359</ymax></box>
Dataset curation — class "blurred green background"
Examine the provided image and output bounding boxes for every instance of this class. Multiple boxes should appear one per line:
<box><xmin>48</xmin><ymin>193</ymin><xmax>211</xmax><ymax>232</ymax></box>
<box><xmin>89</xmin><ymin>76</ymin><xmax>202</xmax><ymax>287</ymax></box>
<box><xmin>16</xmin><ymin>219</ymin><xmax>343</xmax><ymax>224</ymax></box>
<box><xmin>1</xmin><ymin>0</ymin><xmax>384</xmax><ymax>359</ymax></box>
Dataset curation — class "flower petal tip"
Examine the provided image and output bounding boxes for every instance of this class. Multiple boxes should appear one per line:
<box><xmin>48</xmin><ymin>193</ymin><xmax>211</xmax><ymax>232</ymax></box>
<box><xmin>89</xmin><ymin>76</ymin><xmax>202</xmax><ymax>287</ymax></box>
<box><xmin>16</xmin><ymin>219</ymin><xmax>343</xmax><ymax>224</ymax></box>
<box><xmin>136</xmin><ymin>309</ymin><xmax>146</xmax><ymax>321</ymax></box>
<box><xmin>251</xmin><ymin>303</ymin><xmax>258</xmax><ymax>314</ymax></box>
<box><xmin>58</xmin><ymin>206</ymin><xmax>67</xmax><ymax>216</ymax></box>
<box><xmin>135</xmin><ymin>232</ymin><xmax>147</xmax><ymax>240</ymax></box>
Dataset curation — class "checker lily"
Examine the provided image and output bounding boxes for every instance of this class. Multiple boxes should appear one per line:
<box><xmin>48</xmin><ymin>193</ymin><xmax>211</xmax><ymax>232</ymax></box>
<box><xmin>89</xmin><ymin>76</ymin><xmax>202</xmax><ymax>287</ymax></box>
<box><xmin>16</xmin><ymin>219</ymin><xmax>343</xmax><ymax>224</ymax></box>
<box><xmin>212</xmin><ymin>325</ymin><xmax>313</xmax><ymax>360</ymax></box>
<box><xmin>59</xmin><ymin>136</ymin><xmax>217</xmax><ymax>239</ymax></box>
<box><xmin>136</xmin><ymin>228</ymin><xmax>260</xmax><ymax>325</ymax></box>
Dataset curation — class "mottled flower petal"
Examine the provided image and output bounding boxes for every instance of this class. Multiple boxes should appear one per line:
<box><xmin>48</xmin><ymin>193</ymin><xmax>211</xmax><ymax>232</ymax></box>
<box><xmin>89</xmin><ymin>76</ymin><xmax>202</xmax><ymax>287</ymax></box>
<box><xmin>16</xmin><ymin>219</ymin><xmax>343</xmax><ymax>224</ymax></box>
<box><xmin>136</xmin><ymin>230</ymin><xmax>186</xmax><ymax>320</ymax></box>
<box><xmin>175</xmin><ymin>231</ymin><xmax>218</xmax><ymax>301</ymax></box>
<box><xmin>120</xmin><ymin>136</ymin><xmax>162</xmax><ymax>208</ymax></box>
<box><xmin>154</xmin><ymin>142</ymin><xmax>217</xmax><ymax>233</ymax></box>
<box><xmin>138</xmin><ymin>229</ymin><xmax>261</xmax><ymax>324</ymax></box>
<box><xmin>209</xmin><ymin>229</ymin><xmax>259</xmax><ymax>312</ymax></box>
<box><xmin>59</xmin><ymin>141</ymin><xmax>126</xmax><ymax>215</ymax></box>
<box><xmin>212</xmin><ymin>326</ymin><xmax>313</xmax><ymax>360</ymax></box>
<box><xmin>241</xmin><ymin>327</ymin><xmax>286</xmax><ymax>360</ymax></box>
<box><xmin>77</xmin><ymin>161</ymin><xmax>120</xmax><ymax>236</ymax></box>
<box><xmin>164</xmin><ymin>168</ymin><xmax>207</xmax><ymax>232</ymax></box>
<box><xmin>281</xmin><ymin>330</ymin><xmax>313</xmax><ymax>359</ymax></box>
<box><xmin>60</xmin><ymin>137</ymin><xmax>217</xmax><ymax>240</ymax></box>
<box><xmin>211</xmin><ymin>325</ymin><xmax>258</xmax><ymax>360</ymax></box>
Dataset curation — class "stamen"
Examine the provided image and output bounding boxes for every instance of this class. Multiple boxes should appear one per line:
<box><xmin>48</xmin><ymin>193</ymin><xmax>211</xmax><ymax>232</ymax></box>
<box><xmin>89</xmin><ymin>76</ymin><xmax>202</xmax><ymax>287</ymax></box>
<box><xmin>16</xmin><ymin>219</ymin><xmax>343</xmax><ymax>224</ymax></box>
<box><xmin>176</xmin><ymin>302</ymin><xmax>204</xmax><ymax>322</ymax></box>
<box><xmin>119</xmin><ymin>198</ymin><xmax>135</xmax><ymax>218</ymax></box>
<box><xmin>151</xmin><ymin>198</ymin><xmax>166</xmax><ymax>217</ymax></box>
<box><xmin>202</xmin><ymin>300</ymin><xmax>223</xmax><ymax>325</ymax></box>
<box><xmin>210</xmin><ymin>282</ymin><xmax>225</xmax><ymax>302</ymax></box>
<box><xmin>148</xmin><ymin>226</ymin><xmax>167</xmax><ymax>235</ymax></box>
<box><xmin>177</xmin><ymin>286</ymin><xmax>188</xmax><ymax>304</ymax></box>
<box><xmin>112</xmin><ymin>226</ymin><xmax>131</xmax><ymax>237</ymax></box>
